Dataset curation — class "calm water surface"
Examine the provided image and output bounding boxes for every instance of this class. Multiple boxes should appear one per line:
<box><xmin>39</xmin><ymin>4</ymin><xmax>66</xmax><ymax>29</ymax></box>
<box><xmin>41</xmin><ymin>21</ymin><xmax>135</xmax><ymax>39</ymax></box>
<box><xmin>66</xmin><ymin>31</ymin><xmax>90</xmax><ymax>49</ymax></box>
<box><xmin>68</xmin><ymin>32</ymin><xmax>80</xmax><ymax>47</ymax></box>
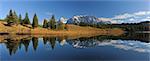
<box><xmin>0</xmin><ymin>33</ymin><xmax>150</xmax><ymax>61</ymax></box>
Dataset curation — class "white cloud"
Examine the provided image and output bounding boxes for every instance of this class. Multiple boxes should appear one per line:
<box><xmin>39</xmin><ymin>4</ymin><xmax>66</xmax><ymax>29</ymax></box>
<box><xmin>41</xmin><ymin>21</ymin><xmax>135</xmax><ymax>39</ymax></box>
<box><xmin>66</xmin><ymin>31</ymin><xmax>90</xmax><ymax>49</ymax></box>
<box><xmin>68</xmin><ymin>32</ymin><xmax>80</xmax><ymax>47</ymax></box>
<box><xmin>134</xmin><ymin>11</ymin><xmax>150</xmax><ymax>16</ymax></box>
<box><xmin>111</xmin><ymin>11</ymin><xmax>150</xmax><ymax>23</ymax></box>
<box><xmin>112</xmin><ymin>13</ymin><xmax>133</xmax><ymax>20</ymax></box>
<box><xmin>98</xmin><ymin>18</ymin><xmax>117</xmax><ymax>23</ymax></box>
<box><xmin>98</xmin><ymin>18</ymin><xmax>112</xmax><ymax>21</ymax></box>
<box><xmin>113</xmin><ymin>11</ymin><xmax>150</xmax><ymax>20</ymax></box>
<box><xmin>97</xmin><ymin>11</ymin><xmax>150</xmax><ymax>24</ymax></box>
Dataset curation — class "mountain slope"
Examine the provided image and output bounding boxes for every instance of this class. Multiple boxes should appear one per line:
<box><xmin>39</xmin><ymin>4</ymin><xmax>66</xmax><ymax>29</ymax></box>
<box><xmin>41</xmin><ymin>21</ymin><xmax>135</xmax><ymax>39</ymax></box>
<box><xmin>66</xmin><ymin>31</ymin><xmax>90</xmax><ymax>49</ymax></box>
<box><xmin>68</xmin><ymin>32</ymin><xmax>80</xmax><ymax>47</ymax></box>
<box><xmin>66</xmin><ymin>15</ymin><xmax>111</xmax><ymax>25</ymax></box>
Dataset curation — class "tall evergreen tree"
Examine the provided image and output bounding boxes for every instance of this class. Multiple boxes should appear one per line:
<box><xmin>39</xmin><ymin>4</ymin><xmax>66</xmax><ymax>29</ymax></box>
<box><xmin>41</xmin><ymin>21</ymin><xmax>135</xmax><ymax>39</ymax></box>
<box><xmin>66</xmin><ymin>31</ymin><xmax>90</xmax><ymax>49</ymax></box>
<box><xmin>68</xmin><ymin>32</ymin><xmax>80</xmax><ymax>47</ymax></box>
<box><xmin>6</xmin><ymin>10</ymin><xmax>16</xmax><ymax>26</ymax></box>
<box><xmin>32</xmin><ymin>14</ymin><xmax>38</xmax><ymax>28</ymax></box>
<box><xmin>43</xmin><ymin>19</ymin><xmax>48</xmax><ymax>28</ymax></box>
<box><xmin>9</xmin><ymin>10</ymin><xmax>13</xmax><ymax>16</ymax></box>
<box><xmin>23</xmin><ymin>13</ymin><xmax>30</xmax><ymax>24</ymax></box>
<box><xmin>49</xmin><ymin>15</ymin><xmax>56</xmax><ymax>29</ymax></box>
<box><xmin>19</xmin><ymin>14</ymin><xmax>22</xmax><ymax>24</ymax></box>
<box><xmin>13</xmin><ymin>11</ymin><xmax>19</xmax><ymax>24</ymax></box>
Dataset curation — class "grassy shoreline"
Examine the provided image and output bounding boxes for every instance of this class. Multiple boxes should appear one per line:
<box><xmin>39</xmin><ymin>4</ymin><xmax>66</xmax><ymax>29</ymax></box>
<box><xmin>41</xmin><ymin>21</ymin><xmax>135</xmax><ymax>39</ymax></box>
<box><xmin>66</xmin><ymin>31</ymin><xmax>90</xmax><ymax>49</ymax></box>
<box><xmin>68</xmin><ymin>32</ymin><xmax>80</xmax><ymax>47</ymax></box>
<box><xmin>0</xmin><ymin>21</ymin><xmax>124</xmax><ymax>36</ymax></box>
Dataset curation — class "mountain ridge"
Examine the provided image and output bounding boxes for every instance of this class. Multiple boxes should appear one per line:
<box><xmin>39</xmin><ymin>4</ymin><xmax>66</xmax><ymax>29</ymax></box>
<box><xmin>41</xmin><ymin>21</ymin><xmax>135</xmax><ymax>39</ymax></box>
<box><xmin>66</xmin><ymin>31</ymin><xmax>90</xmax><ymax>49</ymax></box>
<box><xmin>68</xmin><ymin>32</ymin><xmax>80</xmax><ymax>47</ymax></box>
<box><xmin>65</xmin><ymin>15</ymin><xmax>111</xmax><ymax>25</ymax></box>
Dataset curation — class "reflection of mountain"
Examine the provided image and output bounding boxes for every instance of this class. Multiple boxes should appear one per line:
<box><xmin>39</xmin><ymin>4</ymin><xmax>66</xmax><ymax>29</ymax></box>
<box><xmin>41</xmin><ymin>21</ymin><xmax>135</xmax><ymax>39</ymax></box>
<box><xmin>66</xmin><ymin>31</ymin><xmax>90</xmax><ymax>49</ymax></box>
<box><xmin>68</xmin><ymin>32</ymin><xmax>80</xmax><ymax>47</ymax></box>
<box><xmin>67</xmin><ymin>37</ymin><xmax>100</xmax><ymax>48</ymax></box>
<box><xmin>67</xmin><ymin>36</ymin><xmax>150</xmax><ymax>53</ymax></box>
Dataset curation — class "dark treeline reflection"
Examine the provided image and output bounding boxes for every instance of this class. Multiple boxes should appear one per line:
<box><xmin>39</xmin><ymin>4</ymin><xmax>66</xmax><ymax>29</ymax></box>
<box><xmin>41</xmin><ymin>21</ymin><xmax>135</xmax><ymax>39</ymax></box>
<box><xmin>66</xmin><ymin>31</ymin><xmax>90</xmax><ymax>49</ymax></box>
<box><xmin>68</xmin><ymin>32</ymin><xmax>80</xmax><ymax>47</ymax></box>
<box><xmin>2</xmin><ymin>33</ymin><xmax>150</xmax><ymax>55</ymax></box>
<box><xmin>4</xmin><ymin>36</ymin><xmax>62</xmax><ymax>55</ymax></box>
<box><xmin>5</xmin><ymin>37</ymin><xmax>32</xmax><ymax>55</ymax></box>
<box><xmin>32</xmin><ymin>37</ymin><xmax>38</xmax><ymax>51</ymax></box>
<box><xmin>42</xmin><ymin>37</ymin><xmax>57</xmax><ymax>50</ymax></box>
<box><xmin>97</xmin><ymin>33</ymin><xmax>150</xmax><ymax>43</ymax></box>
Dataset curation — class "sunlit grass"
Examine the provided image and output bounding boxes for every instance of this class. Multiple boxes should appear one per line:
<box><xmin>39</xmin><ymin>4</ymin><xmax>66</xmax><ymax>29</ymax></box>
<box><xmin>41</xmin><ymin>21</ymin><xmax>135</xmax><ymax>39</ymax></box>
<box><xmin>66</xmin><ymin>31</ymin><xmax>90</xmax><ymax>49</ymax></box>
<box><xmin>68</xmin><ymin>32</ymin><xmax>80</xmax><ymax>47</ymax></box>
<box><xmin>0</xmin><ymin>21</ymin><xmax>124</xmax><ymax>36</ymax></box>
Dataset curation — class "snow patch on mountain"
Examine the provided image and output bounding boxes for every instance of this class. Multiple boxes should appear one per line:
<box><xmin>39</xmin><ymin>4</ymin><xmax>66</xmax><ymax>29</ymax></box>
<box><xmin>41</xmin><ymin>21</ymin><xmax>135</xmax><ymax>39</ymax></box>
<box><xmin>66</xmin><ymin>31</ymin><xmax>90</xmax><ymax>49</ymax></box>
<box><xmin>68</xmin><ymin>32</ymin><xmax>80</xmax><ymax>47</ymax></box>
<box><xmin>58</xmin><ymin>17</ymin><xmax>68</xmax><ymax>23</ymax></box>
<box><xmin>66</xmin><ymin>15</ymin><xmax>111</xmax><ymax>24</ymax></box>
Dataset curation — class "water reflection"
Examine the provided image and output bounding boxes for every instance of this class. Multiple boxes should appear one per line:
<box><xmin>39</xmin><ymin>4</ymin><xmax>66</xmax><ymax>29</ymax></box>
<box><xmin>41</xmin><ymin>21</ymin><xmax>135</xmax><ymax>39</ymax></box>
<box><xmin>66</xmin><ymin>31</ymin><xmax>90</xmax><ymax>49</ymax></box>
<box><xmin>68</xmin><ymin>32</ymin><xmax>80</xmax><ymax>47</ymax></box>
<box><xmin>0</xmin><ymin>33</ymin><xmax>149</xmax><ymax>56</ymax></box>
<box><xmin>67</xmin><ymin>35</ymin><xmax>150</xmax><ymax>53</ymax></box>
<box><xmin>5</xmin><ymin>37</ymin><xmax>32</xmax><ymax>55</ymax></box>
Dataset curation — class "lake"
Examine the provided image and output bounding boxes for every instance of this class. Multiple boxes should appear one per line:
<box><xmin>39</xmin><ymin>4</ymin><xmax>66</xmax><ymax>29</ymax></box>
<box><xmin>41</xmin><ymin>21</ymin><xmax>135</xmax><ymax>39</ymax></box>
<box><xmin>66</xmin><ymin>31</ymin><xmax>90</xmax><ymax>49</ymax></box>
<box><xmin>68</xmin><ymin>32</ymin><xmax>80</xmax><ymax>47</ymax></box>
<box><xmin>0</xmin><ymin>33</ymin><xmax>150</xmax><ymax>61</ymax></box>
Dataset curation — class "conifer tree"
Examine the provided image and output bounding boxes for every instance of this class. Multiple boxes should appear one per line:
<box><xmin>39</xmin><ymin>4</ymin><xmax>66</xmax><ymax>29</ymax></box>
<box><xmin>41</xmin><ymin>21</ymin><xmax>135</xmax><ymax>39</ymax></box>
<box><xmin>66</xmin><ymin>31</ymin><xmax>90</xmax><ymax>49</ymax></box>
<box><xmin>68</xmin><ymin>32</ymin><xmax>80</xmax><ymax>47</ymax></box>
<box><xmin>43</xmin><ymin>19</ymin><xmax>48</xmax><ymax>28</ymax></box>
<box><xmin>13</xmin><ymin>11</ymin><xmax>19</xmax><ymax>24</ymax></box>
<box><xmin>23</xmin><ymin>12</ymin><xmax>30</xmax><ymax>24</ymax></box>
<box><xmin>19</xmin><ymin>14</ymin><xmax>22</xmax><ymax>24</ymax></box>
<box><xmin>6</xmin><ymin>10</ymin><xmax>16</xmax><ymax>26</ymax></box>
<box><xmin>32</xmin><ymin>14</ymin><xmax>38</xmax><ymax>28</ymax></box>
<box><xmin>49</xmin><ymin>15</ymin><xmax>56</xmax><ymax>29</ymax></box>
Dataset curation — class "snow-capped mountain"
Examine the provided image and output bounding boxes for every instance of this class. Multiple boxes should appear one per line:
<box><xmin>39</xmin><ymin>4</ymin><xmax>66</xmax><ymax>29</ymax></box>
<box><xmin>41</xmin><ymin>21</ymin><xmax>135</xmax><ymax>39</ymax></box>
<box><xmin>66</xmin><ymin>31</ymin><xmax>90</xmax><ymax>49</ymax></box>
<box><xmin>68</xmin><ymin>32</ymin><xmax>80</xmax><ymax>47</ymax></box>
<box><xmin>66</xmin><ymin>15</ymin><xmax>111</xmax><ymax>25</ymax></box>
<box><xmin>58</xmin><ymin>17</ymin><xmax>68</xmax><ymax>23</ymax></box>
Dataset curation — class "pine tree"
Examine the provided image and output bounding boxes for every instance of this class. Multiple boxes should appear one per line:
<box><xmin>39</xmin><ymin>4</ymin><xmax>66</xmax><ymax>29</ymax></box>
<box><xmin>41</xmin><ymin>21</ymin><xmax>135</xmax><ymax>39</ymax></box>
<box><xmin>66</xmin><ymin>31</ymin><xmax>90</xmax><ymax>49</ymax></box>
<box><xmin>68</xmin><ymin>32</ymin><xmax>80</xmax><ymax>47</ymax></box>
<box><xmin>32</xmin><ymin>14</ymin><xmax>38</xmax><ymax>28</ymax></box>
<box><xmin>6</xmin><ymin>10</ymin><xmax>16</xmax><ymax>26</ymax></box>
<box><xmin>23</xmin><ymin>12</ymin><xmax>30</xmax><ymax>24</ymax></box>
<box><xmin>19</xmin><ymin>14</ymin><xmax>22</xmax><ymax>25</ymax></box>
<box><xmin>43</xmin><ymin>19</ymin><xmax>48</xmax><ymax>28</ymax></box>
<box><xmin>13</xmin><ymin>11</ymin><xmax>19</xmax><ymax>24</ymax></box>
<box><xmin>9</xmin><ymin>10</ymin><xmax>13</xmax><ymax>16</ymax></box>
<box><xmin>49</xmin><ymin>15</ymin><xmax>56</xmax><ymax>29</ymax></box>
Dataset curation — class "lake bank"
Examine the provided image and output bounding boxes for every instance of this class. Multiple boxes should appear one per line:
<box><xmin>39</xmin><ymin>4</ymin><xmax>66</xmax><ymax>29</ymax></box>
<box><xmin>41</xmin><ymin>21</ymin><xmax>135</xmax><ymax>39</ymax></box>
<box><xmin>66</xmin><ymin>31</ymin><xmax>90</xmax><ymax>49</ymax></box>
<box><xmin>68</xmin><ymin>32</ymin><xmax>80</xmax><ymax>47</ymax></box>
<box><xmin>0</xmin><ymin>21</ymin><xmax>124</xmax><ymax>36</ymax></box>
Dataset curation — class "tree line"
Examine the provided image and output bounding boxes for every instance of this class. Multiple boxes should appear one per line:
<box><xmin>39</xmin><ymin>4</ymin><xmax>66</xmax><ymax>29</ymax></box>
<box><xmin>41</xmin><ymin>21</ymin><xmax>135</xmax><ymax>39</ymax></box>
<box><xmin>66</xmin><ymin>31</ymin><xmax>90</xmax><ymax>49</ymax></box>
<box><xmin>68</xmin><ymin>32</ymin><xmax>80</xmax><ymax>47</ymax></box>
<box><xmin>5</xmin><ymin>10</ymin><xmax>65</xmax><ymax>30</ymax></box>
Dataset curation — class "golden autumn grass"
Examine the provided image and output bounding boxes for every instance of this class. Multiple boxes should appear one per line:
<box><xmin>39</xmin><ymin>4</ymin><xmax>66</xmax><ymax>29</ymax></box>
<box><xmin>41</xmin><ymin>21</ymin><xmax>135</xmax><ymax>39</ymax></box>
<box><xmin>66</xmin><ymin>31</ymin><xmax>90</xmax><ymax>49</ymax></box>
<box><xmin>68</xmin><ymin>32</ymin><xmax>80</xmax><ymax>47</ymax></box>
<box><xmin>0</xmin><ymin>21</ymin><xmax>124</xmax><ymax>43</ymax></box>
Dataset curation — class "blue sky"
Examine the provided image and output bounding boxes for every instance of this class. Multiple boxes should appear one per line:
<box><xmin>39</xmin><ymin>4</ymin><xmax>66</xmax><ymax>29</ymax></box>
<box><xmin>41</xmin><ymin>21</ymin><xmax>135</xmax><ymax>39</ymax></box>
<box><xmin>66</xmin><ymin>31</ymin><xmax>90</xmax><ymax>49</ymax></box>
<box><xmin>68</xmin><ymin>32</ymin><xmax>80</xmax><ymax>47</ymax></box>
<box><xmin>0</xmin><ymin>0</ymin><xmax>150</xmax><ymax>24</ymax></box>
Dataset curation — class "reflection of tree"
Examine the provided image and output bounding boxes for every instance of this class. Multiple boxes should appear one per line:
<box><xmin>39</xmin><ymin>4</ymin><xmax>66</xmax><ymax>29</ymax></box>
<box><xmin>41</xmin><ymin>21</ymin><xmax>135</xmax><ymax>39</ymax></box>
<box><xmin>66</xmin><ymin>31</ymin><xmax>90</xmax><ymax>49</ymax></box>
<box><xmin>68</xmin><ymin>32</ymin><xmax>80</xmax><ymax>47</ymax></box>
<box><xmin>32</xmin><ymin>37</ymin><xmax>38</xmax><ymax>51</ymax></box>
<box><xmin>48</xmin><ymin>37</ymin><xmax>56</xmax><ymax>50</ymax></box>
<box><xmin>98</xmin><ymin>33</ymin><xmax>150</xmax><ymax>43</ymax></box>
<box><xmin>43</xmin><ymin>37</ymin><xmax>48</xmax><ymax>45</ymax></box>
<box><xmin>123</xmin><ymin>33</ymin><xmax>150</xmax><ymax>43</ymax></box>
<box><xmin>20</xmin><ymin>38</ymin><xmax>31</xmax><ymax>52</ymax></box>
<box><xmin>5</xmin><ymin>39</ymin><xmax>20</xmax><ymax>56</ymax></box>
<box><xmin>3</xmin><ymin>36</ymin><xmax>32</xmax><ymax>55</ymax></box>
